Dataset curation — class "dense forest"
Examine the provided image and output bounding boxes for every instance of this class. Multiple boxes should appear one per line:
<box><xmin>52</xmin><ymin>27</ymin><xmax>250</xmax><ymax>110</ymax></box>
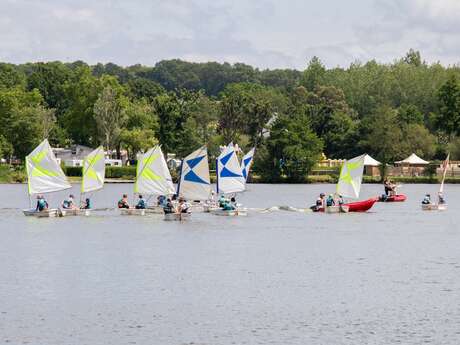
<box><xmin>1</xmin><ymin>49</ymin><xmax>460</xmax><ymax>181</ymax></box>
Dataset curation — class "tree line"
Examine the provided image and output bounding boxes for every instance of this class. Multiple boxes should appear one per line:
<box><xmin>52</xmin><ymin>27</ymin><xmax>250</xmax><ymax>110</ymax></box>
<box><xmin>1</xmin><ymin>49</ymin><xmax>460</xmax><ymax>181</ymax></box>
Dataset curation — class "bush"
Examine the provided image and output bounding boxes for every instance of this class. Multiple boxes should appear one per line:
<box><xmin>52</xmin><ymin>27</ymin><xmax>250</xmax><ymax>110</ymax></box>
<box><xmin>105</xmin><ymin>166</ymin><xmax>136</xmax><ymax>179</ymax></box>
<box><xmin>63</xmin><ymin>166</ymin><xmax>82</xmax><ymax>177</ymax></box>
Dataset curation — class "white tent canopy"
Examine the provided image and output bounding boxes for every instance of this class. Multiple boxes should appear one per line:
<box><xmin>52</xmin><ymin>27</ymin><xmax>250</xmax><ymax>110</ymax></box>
<box><xmin>395</xmin><ymin>153</ymin><xmax>429</xmax><ymax>165</ymax></box>
<box><xmin>363</xmin><ymin>154</ymin><xmax>381</xmax><ymax>166</ymax></box>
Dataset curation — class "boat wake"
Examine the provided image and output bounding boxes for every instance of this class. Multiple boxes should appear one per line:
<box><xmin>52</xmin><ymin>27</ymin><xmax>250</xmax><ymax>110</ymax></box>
<box><xmin>249</xmin><ymin>206</ymin><xmax>311</xmax><ymax>213</ymax></box>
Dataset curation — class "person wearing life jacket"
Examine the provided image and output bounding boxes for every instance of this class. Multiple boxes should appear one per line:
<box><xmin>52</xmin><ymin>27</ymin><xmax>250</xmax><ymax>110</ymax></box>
<box><xmin>326</xmin><ymin>194</ymin><xmax>335</xmax><ymax>207</ymax></box>
<box><xmin>157</xmin><ymin>195</ymin><xmax>166</xmax><ymax>207</ymax></box>
<box><xmin>421</xmin><ymin>194</ymin><xmax>431</xmax><ymax>205</ymax></box>
<box><xmin>218</xmin><ymin>195</ymin><xmax>227</xmax><ymax>208</ymax></box>
<box><xmin>178</xmin><ymin>198</ymin><xmax>190</xmax><ymax>213</ymax></box>
<box><xmin>118</xmin><ymin>194</ymin><xmax>130</xmax><ymax>209</ymax></box>
<box><xmin>35</xmin><ymin>195</ymin><xmax>49</xmax><ymax>212</ymax></box>
<box><xmin>135</xmin><ymin>195</ymin><xmax>146</xmax><ymax>209</ymax></box>
<box><xmin>222</xmin><ymin>200</ymin><xmax>235</xmax><ymax>211</ymax></box>
<box><xmin>81</xmin><ymin>198</ymin><xmax>91</xmax><ymax>209</ymax></box>
<box><xmin>163</xmin><ymin>198</ymin><xmax>175</xmax><ymax>214</ymax></box>
<box><xmin>62</xmin><ymin>194</ymin><xmax>76</xmax><ymax>209</ymax></box>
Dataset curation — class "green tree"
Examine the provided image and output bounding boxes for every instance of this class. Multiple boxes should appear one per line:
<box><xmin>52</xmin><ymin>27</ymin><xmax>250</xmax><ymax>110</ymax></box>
<box><xmin>301</xmin><ymin>56</ymin><xmax>326</xmax><ymax>91</ymax></box>
<box><xmin>436</xmin><ymin>75</ymin><xmax>460</xmax><ymax>139</ymax></box>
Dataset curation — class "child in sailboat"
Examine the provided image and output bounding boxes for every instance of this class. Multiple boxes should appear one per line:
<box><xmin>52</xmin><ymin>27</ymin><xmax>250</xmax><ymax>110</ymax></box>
<box><xmin>81</xmin><ymin>198</ymin><xmax>91</xmax><ymax>209</ymax></box>
<box><xmin>326</xmin><ymin>194</ymin><xmax>335</xmax><ymax>207</ymax></box>
<box><xmin>438</xmin><ymin>192</ymin><xmax>446</xmax><ymax>205</ymax></box>
<box><xmin>163</xmin><ymin>198</ymin><xmax>175</xmax><ymax>214</ymax></box>
<box><xmin>36</xmin><ymin>195</ymin><xmax>49</xmax><ymax>212</ymax></box>
<box><xmin>62</xmin><ymin>194</ymin><xmax>76</xmax><ymax>209</ymax></box>
<box><xmin>135</xmin><ymin>195</ymin><xmax>146</xmax><ymax>209</ymax></box>
<box><xmin>178</xmin><ymin>198</ymin><xmax>190</xmax><ymax>213</ymax></box>
<box><xmin>421</xmin><ymin>194</ymin><xmax>431</xmax><ymax>205</ymax></box>
<box><xmin>118</xmin><ymin>194</ymin><xmax>130</xmax><ymax>209</ymax></box>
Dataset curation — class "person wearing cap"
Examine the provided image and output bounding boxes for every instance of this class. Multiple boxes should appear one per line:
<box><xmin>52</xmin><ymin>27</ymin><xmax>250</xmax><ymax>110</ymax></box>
<box><xmin>421</xmin><ymin>194</ymin><xmax>431</xmax><ymax>205</ymax></box>
<box><xmin>62</xmin><ymin>194</ymin><xmax>76</xmax><ymax>209</ymax></box>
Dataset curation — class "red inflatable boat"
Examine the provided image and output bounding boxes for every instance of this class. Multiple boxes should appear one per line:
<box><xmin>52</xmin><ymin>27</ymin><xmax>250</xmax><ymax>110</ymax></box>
<box><xmin>344</xmin><ymin>198</ymin><xmax>378</xmax><ymax>212</ymax></box>
<box><xmin>378</xmin><ymin>194</ymin><xmax>407</xmax><ymax>202</ymax></box>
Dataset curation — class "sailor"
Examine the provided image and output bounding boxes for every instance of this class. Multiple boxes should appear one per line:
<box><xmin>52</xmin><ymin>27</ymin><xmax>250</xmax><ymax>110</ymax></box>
<box><xmin>178</xmin><ymin>198</ymin><xmax>190</xmax><ymax>213</ymax></box>
<box><xmin>135</xmin><ymin>195</ymin><xmax>146</xmax><ymax>209</ymax></box>
<box><xmin>118</xmin><ymin>194</ymin><xmax>130</xmax><ymax>209</ymax></box>
<box><xmin>163</xmin><ymin>198</ymin><xmax>175</xmax><ymax>214</ymax></box>
<box><xmin>218</xmin><ymin>195</ymin><xmax>227</xmax><ymax>208</ymax></box>
<box><xmin>62</xmin><ymin>194</ymin><xmax>76</xmax><ymax>209</ymax></box>
<box><xmin>81</xmin><ymin>198</ymin><xmax>91</xmax><ymax>209</ymax></box>
<box><xmin>230</xmin><ymin>197</ymin><xmax>238</xmax><ymax>209</ymax></box>
<box><xmin>157</xmin><ymin>195</ymin><xmax>166</xmax><ymax>207</ymax></box>
<box><xmin>310</xmin><ymin>193</ymin><xmax>325</xmax><ymax>212</ymax></box>
<box><xmin>326</xmin><ymin>194</ymin><xmax>335</xmax><ymax>207</ymax></box>
<box><xmin>337</xmin><ymin>195</ymin><xmax>344</xmax><ymax>205</ymax></box>
<box><xmin>421</xmin><ymin>194</ymin><xmax>431</xmax><ymax>205</ymax></box>
<box><xmin>438</xmin><ymin>192</ymin><xmax>446</xmax><ymax>205</ymax></box>
<box><xmin>222</xmin><ymin>200</ymin><xmax>236</xmax><ymax>211</ymax></box>
<box><xmin>36</xmin><ymin>195</ymin><xmax>49</xmax><ymax>212</ymax></box>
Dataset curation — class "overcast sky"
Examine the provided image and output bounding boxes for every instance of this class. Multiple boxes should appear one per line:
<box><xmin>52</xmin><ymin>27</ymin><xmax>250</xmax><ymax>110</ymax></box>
<box><xmin>1</xmin><ymin>0</ymin><xmax>459</xmax><ymax>69</ymax></box>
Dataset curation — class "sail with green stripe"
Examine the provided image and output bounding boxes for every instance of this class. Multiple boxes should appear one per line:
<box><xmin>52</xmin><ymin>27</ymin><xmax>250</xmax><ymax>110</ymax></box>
<box><xmin>134</xmin><ymin>146</ymin><xmax>175</xmax><ymax>196</ymax></box>
<box><xmin>336</xmin><ymin>154</ymin><xmax>366</xmax><ymax>199</ymax></box>
<box><xmin>25</xmin><ymin>139</ymin><xmax>71</xmax><ymax>195</ymax></box>
<box><xmin>81</xmin><ymin>146</ymin><xmax>105</xmax><ymax>194</ymax></box>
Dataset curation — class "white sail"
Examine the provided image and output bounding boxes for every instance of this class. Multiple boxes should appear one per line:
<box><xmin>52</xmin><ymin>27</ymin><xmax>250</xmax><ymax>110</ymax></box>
<box><xmin>134</xmin><ymin>146</ymin><xmax>175</xmax><ymax>196</ymax></box>
<box><xmin>336</xmin><ymin>154</ymin><xmax>366</xmax><ymax>199</ymax></box>
<box><xmin>241</xmin><ymin>147</ymin><xmax>255</xmax><ymax>182</ymax></box>
<box><xmin>177</xmin><ymin>146</ymin><xmax>211</xmax><ymax>201</ymax></box>
<box><xmin>81</xmin><ymin>146</ymin><xmax>105</xmax><ymax>194</ymax></box>
<box><xmin>439</xmin><ymin>154</ymin><xmax>450</xmax><ymax>194</ymax></box>
<box><xmin>217</xmin><ymin>143</ymin><xmax>245</xmax><ymax>194</ymax></box>
<box><xmin>26</xmin><ymin>139</ymin><xmax>71</xmax><ymax>195</ymax></box>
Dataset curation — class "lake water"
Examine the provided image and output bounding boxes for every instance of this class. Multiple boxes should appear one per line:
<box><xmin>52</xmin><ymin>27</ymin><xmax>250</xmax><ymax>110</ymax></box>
<box><xmin>1</xmin><ymin>183</ymin><xmax>460</xmax><ymax>345</ymax></box>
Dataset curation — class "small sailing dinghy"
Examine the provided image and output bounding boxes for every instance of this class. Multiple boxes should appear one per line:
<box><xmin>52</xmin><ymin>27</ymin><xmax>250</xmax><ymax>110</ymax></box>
<box><xmin>61</xmin><ymin>146</ymin><xmax>105</xmax><ymax>217</ymax></box>
<box><xmin>121</xmin><ymin>146</ymin><xmax>175</xmax><ymax>216</ymax></box>
<box><xmin>323</xmin><ymin>154</ymin><xmax>376</xmax><ymax>213</ymax></box>
<box><xmin>211</xmin><ymin>143</ymin><xmax>247</xmax><ymax>216</ymax></box>
<box><xmin>172</xmin><ymin>146</ymin><xmax>211</xmax><ymax>221</ymax></box>
<box><xmin>422</xmin><ymin>154</ymin><xmax>449</xmax><ymax>211</ymax></box>
<box><xmin>23</xmin><ymin>139</ymin><xmax>72</xmax><ymax>217</ymax></box>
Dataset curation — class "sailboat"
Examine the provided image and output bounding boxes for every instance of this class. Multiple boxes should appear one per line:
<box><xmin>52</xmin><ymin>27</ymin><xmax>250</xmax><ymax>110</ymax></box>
<box><xmin>61</xmin><ymin>146</ymin><xmax>105</xmax><ymax>216</ymax></box>
<box><xmin>213</xmin><ymin>143</ymin><xmax>247</xmax><ymax>216</ymax></box>
<box><xmin>324</xmin><ymin>154</ymin><xmax>377</xmax><ymax>213</ymax></box>
<box><xmin>422</xmin><ymin>154</ymin><xmax>449</xmax><ymax>211</ymax></box>
<box><xmin>241</xmin><ymin>147</ymin><xmax>255</xmax><ymax>182</ymax></box>
<box><xmin>173</xmin><ymin>146</ymin><xmax>211</xmax><ymax>220</ymax></box>
<box><xmin>121</xmin><ymin>146</ymin><xmax>175</xmax><ymax>216</ymax></box>
<box><xmin>23</xmin><ymin>139</ymin><xmax>72</xmax><ymax>217</ymax></box>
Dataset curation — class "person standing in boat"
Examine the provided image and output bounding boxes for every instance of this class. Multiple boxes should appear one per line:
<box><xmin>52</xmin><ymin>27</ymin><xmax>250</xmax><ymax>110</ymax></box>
<box><xmin>35</xmin><ymin>195</ymin><xmax>49</xmax><ymax>212</ymax></box>
<box><xmin>118</xmin><ymin>194</ymin><xmax>130</xmax><ymax>209</ymax></box>
<box><xmin>135</xmin><ymin>195</ymin><xmax>146</xmax><ymax>209</ymax></box>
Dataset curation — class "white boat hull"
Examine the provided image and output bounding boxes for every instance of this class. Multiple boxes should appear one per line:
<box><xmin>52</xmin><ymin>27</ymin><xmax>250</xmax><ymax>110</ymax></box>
<box><xmin>23</xmin><ymin>209</ymin><xmax>59</xmax><ymax>218</ymax></box>
<box><xmin>209</xmin><ymin>208</ymin><xmax>248</xmax><ymax>216</ymax></box>
<box><xmin>164</xmin><ymin>212</ymin><xmax>191</xmax><ymax>221</ymax></box>
<box><xmin>60</xmin><ymin>209</ymin><xmax>91</xmax><ymax>217</ymax></box>
<box><xmin>325</xmin><ymin>205</ymin><xmax>349</xmax><ymax>214</ymax></box>
<box><xmin>120</xmin><ymin>208</ymin><xmax>145</xmax><ymax>216</ymax></box>
<box><xmin>422</xmin><ymin>204</ymin><xmax>447</xmax><ymax>211</ymax></box>
<box><xmin>145</xmin><ymin>205</ymin><xmax>164</xmax><ymax>214</ymax></box>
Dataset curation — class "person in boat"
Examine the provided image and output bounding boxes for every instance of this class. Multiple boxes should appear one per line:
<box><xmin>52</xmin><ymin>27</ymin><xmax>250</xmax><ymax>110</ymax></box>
<box><xmin>62</xmin><ymin>194</ymin><xmax>76</xmax><ymax>209</ymax></box>
<box><xmin>438</xmin><ymin>192</ymin><xmax>446</xmax><ymax>205</ymax></box>
<box><xmin>163</xmin><ymin>198</ymin><xmax>175</xmax><ymax>214</ymax></box>
<box><xmin>35</xmin><ymin>195</ymin><xmax>49</xmax><ymax>212</ymax></box>
<box><xmin>118</xmin><ymin>194</ymin><xmax>130</xmax><ymax>209</ymax></box>
<box><xmin>222</xmin><ymin>199</ymin><xmax>236</xmax><ymax>211</ymax></box>
<box><xmin>135</xmin><ymin>195</ymin><xmax>146</xmax><ymax>209</ymax></box>
<box><xmin>310</xmin><ymin>193</ymin><xmax>326</xmax><ymax>212</ymax></box>
<box><xmin>81</xmin><ymin>198</ymin><xmax>91</xmax><ymax>209</ymax></box>
<box><xmin>218</xmin><ymin>194</ymin><xmax>227</xmax><ymax>208</ymax></box>
<box><xmin>230</xmin><ymin>197</ymin><xmax>238</xmax><ymax>209</ymax></box>
<box><xmin>326</xmin><ymin>194</ymin><xmax>335</xmax><ymax>207</ymax></box>
<box><xmin>421</xmin><ymin>194</ymin><xmax>431</xmax><ymax>205</ymax></box>
<box><xmin>337</xmin><ymin>195</ymin><xmax>344</xmax><ymax>205</ymax></box>
<box><xmin>157</xmin><ymin>195</ymin><xmax>166</xmax><ymax>207</ymax></box>
<box><xmin>178</xmin><ymin>198</ymin><xmax>190</xmax><ymax>213</ymax></box>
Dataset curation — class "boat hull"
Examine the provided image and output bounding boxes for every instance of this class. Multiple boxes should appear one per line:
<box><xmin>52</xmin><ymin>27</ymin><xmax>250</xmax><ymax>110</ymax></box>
<box><xmin>422</xmin><ymin>204</ymin><xmax>447</xmax><ymax>211</ymax></box>
<box><xmin>378</xmin><ymin>194</ymin><xmax>407</xmax><ymax>202</ymax></box>
<box><xmin>145</xmin><ymin>206</ymin><xmax>163</xmax><ymax>214</ymax></box>
<box><xmin>324</xmin><ymin>205</ymin><xmax>349</xmax><ymax>213</ymax></box>
<box><xmin>344</xmin><ymin>198</ymin><xmax>377</xmax><ymax>212</ymax></box>
<box><xmin>209</xmin><ymin>208</ymin><xmax>247</xmax><ymax>216</ymax></box>
<box><xmin>120</xmin><ymin>208</ymin><xmax>145</xmax><ymax>216</ymax></box>
<box><xmin>23</xmin><ymin>209</ymin><xmax>59</xmax><ymax>218</ymax></box>
<box><xmin>60</xmin><ymin>209</ymin><xmax>91</xmax><ymax>217</ymax></box>
<box><xmin>164</xmin><ymin>213</ymin><xmax>191</xmax><ymax>221</ymax></box>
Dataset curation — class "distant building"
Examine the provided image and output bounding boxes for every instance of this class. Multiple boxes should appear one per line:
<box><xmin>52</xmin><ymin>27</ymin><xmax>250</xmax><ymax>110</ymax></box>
<box><xmin>53</xmin><ymin>145</ymin><xmax>94</xmax><ymax>167</ymax></box>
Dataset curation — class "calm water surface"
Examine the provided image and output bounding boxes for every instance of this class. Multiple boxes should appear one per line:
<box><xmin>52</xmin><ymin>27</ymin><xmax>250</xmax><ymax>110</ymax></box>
<box><xmin>1</xmin><ymin>183</ymin><xmax>460</xmax><ymax>345</ymax></box>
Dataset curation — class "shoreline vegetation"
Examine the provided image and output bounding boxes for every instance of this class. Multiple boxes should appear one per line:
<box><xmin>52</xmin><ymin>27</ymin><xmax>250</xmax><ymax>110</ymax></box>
<box><xmin>1</xmin><ymin>50</ymin><xmax>460</xmax><ymax>183</ymax></box>
<box><xmin>1</xmin><ymin>165</ymin><xmax>459</xmax><ymax>185</ymax></box>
